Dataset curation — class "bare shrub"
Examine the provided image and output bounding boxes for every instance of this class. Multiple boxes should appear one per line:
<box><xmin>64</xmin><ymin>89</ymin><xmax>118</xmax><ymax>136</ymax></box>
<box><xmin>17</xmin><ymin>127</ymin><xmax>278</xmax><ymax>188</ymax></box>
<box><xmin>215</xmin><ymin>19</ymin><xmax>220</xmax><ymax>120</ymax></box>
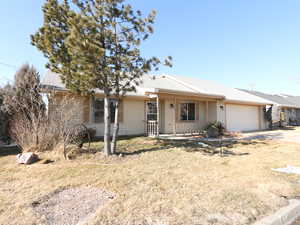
<box><xmin>1</xmin><ymin>65</ymin><xmax>46</xmax><ymax>151</ymax></box>
<box><xmin>47</xmin><ymin>93</ymin><xmax>89</xmax><ymax>157</ymax></box>
<box><xmin>1</xmin><ymin>65</ymin><xmax>86</xmax><ymax>154</ymax></box>
<box><xmin>9</xmin><ymin>92</ymin><xmax>89</xmax><ymax>155</ymax></box>
<box><xmin>8</xmin><ymin>103</ymin><xmax>47</xmax><ymax>152</ymax></box>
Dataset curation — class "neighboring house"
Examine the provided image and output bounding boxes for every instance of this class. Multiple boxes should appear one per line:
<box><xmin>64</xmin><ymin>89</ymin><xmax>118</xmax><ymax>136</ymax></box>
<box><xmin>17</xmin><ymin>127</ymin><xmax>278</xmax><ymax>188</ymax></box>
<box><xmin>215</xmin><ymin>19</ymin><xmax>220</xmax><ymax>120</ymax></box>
<box><xmin>281</xmin><ymin>95</ymin><xmax>300</xmax><ymax>123</ymax></box>
<box><xmin>42</xmin><ymin>71</ymin><xmax>272</xmax><ymax>137</ymax></box>
<box><xmin>240</xmin><ymin>89</ymin><xmax>300</xmax><ymax>126</ymax></box>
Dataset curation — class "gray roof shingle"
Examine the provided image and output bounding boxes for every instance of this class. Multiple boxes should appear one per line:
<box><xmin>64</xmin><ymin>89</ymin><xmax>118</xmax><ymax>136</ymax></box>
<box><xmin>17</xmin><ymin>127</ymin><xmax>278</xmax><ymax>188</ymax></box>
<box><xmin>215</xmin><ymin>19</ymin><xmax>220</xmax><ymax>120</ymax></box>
<box><xmin>164</xmin><ymin>74</ymin><xmax>273</xmax><ymax>105</ymax></box>
<box><xmin>239</xmin><ymin>89</ymin><xmax>300</xmax><ymax>108</ymax></box>
<box><xmin>42</xmin><ymin>71</ymin><xmax>273</xmax><ymax>105</ymax></box>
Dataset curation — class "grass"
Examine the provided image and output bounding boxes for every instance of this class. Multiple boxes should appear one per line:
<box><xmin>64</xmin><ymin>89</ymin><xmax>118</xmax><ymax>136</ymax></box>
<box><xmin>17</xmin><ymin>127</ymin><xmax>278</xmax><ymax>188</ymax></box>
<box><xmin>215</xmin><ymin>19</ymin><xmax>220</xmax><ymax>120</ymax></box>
<box><xmin>1</xmin><ymin>137</ymin><xmax>300</xmax><ymax>225</ymax></box>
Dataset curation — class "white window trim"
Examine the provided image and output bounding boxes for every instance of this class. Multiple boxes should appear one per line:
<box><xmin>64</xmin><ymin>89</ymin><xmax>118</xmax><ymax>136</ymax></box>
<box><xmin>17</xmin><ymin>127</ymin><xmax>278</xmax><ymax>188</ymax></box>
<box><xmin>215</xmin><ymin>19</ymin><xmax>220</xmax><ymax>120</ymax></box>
<box><xmin>146</xmin><ymin>101</ymin><xmax>158</xmax><ymax>121</ymax></box>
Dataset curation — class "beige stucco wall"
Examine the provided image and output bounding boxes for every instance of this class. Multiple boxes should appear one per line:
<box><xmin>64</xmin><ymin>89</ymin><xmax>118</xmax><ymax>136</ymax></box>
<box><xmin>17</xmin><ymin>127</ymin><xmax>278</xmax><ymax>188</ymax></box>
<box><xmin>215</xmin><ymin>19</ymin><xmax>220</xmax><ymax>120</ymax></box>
<box><xmin>163</xmin><ymin>100</ymin><xmax>214</xmax><ymax>134</ymax></box>
<box><xmin>49</xmin><ymin>94</ymin><xmax>220</xmax><ymax>136</ymax></box>
<box><xmin>259</xmin><ymin>106</ymin><xmax>269</xmax><ymax>130</ymax></box>
<box><xmin>216</xmin><ymin>100</ymin><xmax>226</xmax><ymax>125</ymax></box>
<box><xmin>208</xmin><ymin>102</ymin><xmax>217</xmax><ymax>122</ymax></box>
<box><xmin>163</xmin><ymin>99</ymin><xmax>175</xmax><ymax>133</ymax></box>
<box><xmin>86</xmin><ymin>98</ymin><xmax>145</xmax><ymax>136</ymax></box>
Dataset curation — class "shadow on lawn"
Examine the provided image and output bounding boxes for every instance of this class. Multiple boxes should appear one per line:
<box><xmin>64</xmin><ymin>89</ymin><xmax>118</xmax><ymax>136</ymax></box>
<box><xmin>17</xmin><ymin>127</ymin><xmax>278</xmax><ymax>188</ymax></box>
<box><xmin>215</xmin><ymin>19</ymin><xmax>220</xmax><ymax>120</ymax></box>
<box><xmin>242</xmin><ymin>133</ymin><xmax>285</xmax><ymax>141</ymax></box>
<box><xmin>118</xmin><ymin>145</ymin><xmax>168</xmax><ymax>156</ymax></box>
<box><xmin>277</xmin><ymin>126</ymin><xmax>297</xmax><ymax>131</ymax></box>
<box><xmin>79</xmin><ymin>135</ymin><xmax>270</xmax><ymax>158</ymax></box>
<box><xmin>116</xmin><ymin>139</ymin><xmax>264</xmax><ymax>157</ymax></box>
<box><xmin>0</xmin><ymin>145</ymin><xmax>21</xmax><ymax>157</ymax></box>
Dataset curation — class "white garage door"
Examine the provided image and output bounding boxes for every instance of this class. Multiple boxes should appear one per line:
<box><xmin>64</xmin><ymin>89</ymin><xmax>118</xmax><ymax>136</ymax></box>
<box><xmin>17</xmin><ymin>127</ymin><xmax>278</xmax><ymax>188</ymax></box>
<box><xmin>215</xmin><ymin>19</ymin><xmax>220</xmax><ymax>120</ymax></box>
<box><xmin>226</xmin><ymin>104</ymin><xmax>259</xmax><ymax>132</ymax></box>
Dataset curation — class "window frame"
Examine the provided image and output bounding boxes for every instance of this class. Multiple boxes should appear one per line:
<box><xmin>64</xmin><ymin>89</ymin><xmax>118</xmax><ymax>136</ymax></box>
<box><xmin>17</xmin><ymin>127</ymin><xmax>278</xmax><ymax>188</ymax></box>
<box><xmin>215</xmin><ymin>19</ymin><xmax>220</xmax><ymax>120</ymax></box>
<box><xmin>93</xmin><ymin>97</ymin><xmax>119</xmax><ymax>124</ymax></box>
<box><xmin>179</xmin><ymin>102</ymin><xmax>196</xmax><ymax>121</ymax></box>
<box><xmin>146</xmin><ymin>101</ymin><xmax>158</xmax><ymax>121</ymax></box>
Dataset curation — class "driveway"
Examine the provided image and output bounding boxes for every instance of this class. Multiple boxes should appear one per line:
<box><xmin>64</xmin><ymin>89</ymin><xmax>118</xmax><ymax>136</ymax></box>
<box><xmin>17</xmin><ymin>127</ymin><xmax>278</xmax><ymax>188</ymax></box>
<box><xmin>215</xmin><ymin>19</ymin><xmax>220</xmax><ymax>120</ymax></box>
<box><xmin>241</xmin><ymin>127</ymin><xmax>300</xmax><ymax>143</ymax></box>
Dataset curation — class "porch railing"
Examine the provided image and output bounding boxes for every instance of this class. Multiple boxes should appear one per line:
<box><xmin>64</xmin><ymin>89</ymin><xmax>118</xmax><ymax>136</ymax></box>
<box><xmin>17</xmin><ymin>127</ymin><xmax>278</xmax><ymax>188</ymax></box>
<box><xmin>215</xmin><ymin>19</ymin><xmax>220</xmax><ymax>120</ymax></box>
<box><xmin>146</xmin><ymin>121</ymin><xmax>158</xmax><ymax>137</ymax></box>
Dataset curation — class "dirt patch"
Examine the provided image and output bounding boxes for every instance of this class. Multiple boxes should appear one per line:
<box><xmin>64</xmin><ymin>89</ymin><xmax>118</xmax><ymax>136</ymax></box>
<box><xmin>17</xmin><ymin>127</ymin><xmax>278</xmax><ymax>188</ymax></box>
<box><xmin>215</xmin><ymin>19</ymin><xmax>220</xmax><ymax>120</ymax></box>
<box><xmin>291</xmin><ymin>217</ymin><xmax>300</xmax><ymax>225</ymax></box>
<box><xmin>32</xmin><ymin>187</ymin><xmax>114</xmax><ymax>225</ymax></box>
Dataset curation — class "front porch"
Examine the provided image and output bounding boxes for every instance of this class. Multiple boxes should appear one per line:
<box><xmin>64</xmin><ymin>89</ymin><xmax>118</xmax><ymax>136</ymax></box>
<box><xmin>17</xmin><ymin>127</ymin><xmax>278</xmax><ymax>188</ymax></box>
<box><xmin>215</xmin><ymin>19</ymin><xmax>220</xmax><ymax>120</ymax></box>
<box><xmin>144</xmin><ymin>93</ymin><xmax>222</xmax><ymax>137</ymax></box>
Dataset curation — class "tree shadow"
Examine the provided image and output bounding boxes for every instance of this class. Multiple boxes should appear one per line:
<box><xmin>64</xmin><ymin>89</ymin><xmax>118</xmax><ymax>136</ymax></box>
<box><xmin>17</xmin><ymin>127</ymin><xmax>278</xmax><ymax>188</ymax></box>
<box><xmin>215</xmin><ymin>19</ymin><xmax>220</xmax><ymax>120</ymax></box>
<box><xmin>241</xmin><ymin>132</ymin><xmax>285</xmax><ymax>141</ymax></box>
<box><xmin>117</xmin><ymin>145</ymin><xmax>169</xmax><ymax>156</ymax></box>
<box><xmin>81</xmin><ymin>135</ymin><xmax>271</xmax><ymax>158</ymax></box>
<box><xmin>277</xmin><ymin>126</ymin><xmax>297</xmax><ymax>131</ymax></box>
<box><xmin>184</xmin><ymin>147</ymin><xmax>250</xmax><ymax>157</ymax></box>
<box><xmin>0</xmin><ymin>145</ymin><xmax>21</xmax><ymax>157</ymax></box>
<box><xmin>116</xmin><ymin>139</ymin><xmax>255</xmax><ymax>157</ymax></box>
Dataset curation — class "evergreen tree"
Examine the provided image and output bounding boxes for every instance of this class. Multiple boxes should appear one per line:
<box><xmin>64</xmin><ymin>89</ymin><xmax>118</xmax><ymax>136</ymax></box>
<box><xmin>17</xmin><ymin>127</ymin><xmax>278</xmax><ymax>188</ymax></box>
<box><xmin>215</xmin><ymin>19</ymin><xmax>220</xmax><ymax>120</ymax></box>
<box><xmin>31</xmin><ymin>0</ymin><xmax>171</xmax><ymax>155</ymax></box>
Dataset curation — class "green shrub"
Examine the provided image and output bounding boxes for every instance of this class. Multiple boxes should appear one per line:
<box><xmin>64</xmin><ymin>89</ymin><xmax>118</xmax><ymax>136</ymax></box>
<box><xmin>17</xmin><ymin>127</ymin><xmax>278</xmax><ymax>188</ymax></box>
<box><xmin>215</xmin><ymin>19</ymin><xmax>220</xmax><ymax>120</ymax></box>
<box><xmin>204</xmin><ymin>121</ymin><xmax>226</xmax><ymax>136</ymax></box>
<box><xmin>69</xmin><ymin>127</ymin><xmax>97</xmax><ymax>148</ymax></box>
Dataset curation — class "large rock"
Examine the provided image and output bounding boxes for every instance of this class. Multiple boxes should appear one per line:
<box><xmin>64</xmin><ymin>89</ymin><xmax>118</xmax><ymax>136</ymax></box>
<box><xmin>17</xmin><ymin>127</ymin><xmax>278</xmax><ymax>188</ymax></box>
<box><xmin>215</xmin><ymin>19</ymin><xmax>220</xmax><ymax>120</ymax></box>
<box><xmin>16</xmin><ymin>153</ymin><xmax>38</xmax><ymax>165</ymax></box>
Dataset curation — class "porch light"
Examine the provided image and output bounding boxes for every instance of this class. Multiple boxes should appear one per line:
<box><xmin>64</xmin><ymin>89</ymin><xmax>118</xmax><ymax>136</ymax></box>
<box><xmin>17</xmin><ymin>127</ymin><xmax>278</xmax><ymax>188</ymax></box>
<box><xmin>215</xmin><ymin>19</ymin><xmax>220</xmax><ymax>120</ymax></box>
<box><xmin>170</xmin><ymin>103</ymin><xmax>174</xmax><ymax>108</ymax></box>
<box><xmin>220</xmin><ymin>105</ymin><xmax>224</xmax><ymax>110</ymax></box>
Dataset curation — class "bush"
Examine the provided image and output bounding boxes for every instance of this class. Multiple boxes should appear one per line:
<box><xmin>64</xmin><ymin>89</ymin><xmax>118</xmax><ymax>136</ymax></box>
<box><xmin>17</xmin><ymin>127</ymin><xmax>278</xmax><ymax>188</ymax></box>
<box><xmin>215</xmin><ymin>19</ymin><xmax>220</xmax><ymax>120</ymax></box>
<box><xmin>204</xmin><ymin>121</ymin><xmax>226</xmax><ymax>137</ymax></box>
<box><xmin>1</xmin><ymin>65</ymin><xmax>94</xmax><ymax>156</ymax></box>
<box><xmin>68</xmin><ymin>126</ymin><xmax>96</xmax><ymax>148</ymax></box>
<box><xmin>1</xmin><ymin>65</ymin><xmax>47</xmax><ymax>151</ymax></box>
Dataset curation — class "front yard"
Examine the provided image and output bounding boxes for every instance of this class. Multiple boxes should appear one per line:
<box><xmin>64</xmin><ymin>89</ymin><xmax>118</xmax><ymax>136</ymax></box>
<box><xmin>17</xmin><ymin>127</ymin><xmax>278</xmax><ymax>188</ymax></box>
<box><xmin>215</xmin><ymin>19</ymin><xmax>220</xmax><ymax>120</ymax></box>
<box><xmin>1</xmin><ymin>136</ymin><xmax>300</xmax><ymax>225</ymax></box>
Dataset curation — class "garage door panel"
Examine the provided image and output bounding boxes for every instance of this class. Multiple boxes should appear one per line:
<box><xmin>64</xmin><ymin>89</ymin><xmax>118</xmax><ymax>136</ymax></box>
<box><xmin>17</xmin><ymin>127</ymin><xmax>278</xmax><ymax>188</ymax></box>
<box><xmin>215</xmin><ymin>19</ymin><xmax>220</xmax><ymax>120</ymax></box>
<box><xmin>226</xmin><ymin>104</ymin><xmax>259</xmax><ymax>132</ymax></box>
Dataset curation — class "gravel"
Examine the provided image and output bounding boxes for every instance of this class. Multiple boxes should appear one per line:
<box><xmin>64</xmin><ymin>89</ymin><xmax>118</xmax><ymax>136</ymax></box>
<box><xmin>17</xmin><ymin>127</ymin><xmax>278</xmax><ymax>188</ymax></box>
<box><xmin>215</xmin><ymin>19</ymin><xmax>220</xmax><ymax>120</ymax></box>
<box><xmin>291</xmin><ymin>216</ymin><xmax>300</xmax><ymax>225</ymax></box>
<box><xmin>32</xmin><ymin>187</ymin><xmax>114</xmax><ymax>225</ymax></box>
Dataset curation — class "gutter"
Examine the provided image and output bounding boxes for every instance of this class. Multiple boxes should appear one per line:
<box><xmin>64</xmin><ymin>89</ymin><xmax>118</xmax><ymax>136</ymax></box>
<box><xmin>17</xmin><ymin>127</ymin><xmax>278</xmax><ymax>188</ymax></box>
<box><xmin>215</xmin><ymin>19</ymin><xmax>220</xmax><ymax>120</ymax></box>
<box><xmin>224</xmin><ymin>99</ymin><xmax>274</xmax><ymax>106</ymax></box>
<box><xmin>156</xmin><ymin>88</ymin><xmax>224</xmax><ymax>99</ymax></box>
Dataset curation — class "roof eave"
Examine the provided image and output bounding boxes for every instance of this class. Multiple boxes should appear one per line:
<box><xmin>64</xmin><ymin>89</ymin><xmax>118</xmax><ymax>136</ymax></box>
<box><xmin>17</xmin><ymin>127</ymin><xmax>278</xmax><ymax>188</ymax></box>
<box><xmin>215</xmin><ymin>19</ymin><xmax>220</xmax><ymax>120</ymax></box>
<box><xmin>145</xmin><ymin>88</ymin><xmax>225</xmax><ymax>99</ymax></box>
<box><xmin>279</xmin><ymin>104</ymin><xmax>300</xmax><ymax>109</ymax></box>
<box><xmin>224</xmin><ymin>99</ymin><xmax>273</xmax><ymax>106</ymax></box>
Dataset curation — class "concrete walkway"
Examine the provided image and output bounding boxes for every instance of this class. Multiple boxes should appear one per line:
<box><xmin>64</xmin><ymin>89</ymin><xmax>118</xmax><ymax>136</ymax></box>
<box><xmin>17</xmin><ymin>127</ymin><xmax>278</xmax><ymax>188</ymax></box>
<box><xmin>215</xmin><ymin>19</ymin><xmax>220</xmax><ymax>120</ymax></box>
<box><xmin>159</xmin><ymin>127</ymin><xmax>300</xmax><ymax>144</ymax></box>
<box><xmin>241</xmin><ymin>127</ymin><xmax>300</xmax><ymax>143</ymax></box>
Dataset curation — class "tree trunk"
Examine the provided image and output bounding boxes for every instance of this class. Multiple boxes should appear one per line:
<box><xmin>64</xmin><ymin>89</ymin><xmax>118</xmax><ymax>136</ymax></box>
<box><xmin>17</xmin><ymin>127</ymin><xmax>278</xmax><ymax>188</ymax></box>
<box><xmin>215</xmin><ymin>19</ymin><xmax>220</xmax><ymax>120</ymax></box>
<box><xmin>111</xmin><ymin>99</ymin><xmax>120</xmax><ymax>154</ymax></box>
<box><xmin>103</xmin><ymin>95</ymin><xmax>111</xmax><ymax>156</ymax></box>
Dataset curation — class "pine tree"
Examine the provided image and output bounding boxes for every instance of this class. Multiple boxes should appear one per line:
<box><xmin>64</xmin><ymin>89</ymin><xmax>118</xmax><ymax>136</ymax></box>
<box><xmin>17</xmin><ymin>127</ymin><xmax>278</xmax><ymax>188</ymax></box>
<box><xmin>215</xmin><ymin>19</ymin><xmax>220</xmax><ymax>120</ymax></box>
<box><xmin>31</xmin><ymin>0</ymin><xmax>171</xmax><ymax>156</ymax></box>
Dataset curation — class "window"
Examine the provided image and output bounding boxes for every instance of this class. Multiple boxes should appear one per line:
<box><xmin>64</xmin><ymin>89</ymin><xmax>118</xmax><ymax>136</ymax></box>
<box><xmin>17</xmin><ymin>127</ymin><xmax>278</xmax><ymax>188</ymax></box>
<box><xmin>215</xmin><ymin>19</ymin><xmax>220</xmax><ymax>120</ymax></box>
<box><xmin>146</xmin><ymin>101</ymin><xmax>157</xmax><ymax>121</ymax></box>
<box><xmin>94</xmin><ymin>98</ymin><xmax>104</xmax><ymax>123</ymax></box>
<box><xmin>93</xmin><ymin>98</ymin><xmax>117</xmax><ymax>123</ymax></box>
<box><xmin>180</xmin><ymin>103</ymin><xmax>195</xmax><ymax>121</ymax></box>
<box><xmin>110</xmin><ymin>99</ymin><xmax>117</xmax><ymax>123</ymax></box>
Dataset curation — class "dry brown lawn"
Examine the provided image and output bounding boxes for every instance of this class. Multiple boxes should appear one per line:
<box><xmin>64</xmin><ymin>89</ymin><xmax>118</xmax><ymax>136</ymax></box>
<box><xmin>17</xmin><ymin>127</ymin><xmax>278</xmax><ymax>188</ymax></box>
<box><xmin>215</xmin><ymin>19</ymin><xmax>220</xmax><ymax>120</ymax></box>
<box><xmin>1</xmin><ymin>137</ymin><xmax>300</xmax><ymax>225</ymax></box>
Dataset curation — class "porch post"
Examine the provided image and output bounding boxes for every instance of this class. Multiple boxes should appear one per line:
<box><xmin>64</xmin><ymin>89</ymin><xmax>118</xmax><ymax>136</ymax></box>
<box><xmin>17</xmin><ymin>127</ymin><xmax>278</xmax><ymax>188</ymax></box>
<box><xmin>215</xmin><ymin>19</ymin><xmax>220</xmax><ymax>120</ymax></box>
<box><xmin>258</xmin><ymin>106</ymin><xmax>262</xmax><ymax>130</ymax></box>
<box><xmin>156</xmin><ymin>96</ymin><xmax>160</xmax><ymax>136</ymax></box>
<box><xmin>206</xmin><ymin>101</ymin><xmax>209</xmax><ymax>123</ymax></box>
<box><xmin>173</xmin><ymin>97</ymin><xmax>177</xmax><ymax>135</ymax></box>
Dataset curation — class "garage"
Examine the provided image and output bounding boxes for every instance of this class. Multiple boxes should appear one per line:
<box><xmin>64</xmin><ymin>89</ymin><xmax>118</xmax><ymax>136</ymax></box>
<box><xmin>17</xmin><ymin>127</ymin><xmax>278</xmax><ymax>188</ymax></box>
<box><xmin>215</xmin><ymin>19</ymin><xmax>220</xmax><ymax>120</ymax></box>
<box><xmin>226</xmin><ymin>104</ymin><xmax>259</xmax><ymax>132</ymax></box>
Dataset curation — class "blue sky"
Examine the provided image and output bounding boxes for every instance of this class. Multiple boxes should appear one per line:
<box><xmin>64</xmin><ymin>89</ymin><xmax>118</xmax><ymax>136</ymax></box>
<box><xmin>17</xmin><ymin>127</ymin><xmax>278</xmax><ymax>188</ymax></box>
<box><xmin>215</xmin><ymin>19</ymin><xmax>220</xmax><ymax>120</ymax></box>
<box><xmin>1</xmin><ymin>1</ymin><xmax>300</xmax><ymax>95</ymax></box>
